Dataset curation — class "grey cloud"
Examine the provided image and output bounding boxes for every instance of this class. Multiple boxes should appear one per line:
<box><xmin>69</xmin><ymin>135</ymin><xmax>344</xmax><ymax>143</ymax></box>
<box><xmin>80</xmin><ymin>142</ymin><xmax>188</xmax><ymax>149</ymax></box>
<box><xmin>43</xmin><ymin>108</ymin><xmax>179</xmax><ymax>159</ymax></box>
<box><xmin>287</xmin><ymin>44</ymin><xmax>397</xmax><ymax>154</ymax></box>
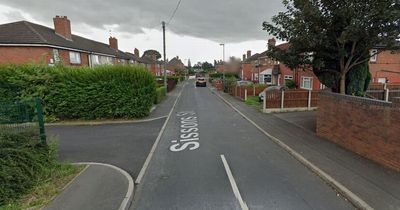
<box><xmin>0</xmin><ymin>0</ymin><xmax>284</xmax><ymax>43</ymax></box>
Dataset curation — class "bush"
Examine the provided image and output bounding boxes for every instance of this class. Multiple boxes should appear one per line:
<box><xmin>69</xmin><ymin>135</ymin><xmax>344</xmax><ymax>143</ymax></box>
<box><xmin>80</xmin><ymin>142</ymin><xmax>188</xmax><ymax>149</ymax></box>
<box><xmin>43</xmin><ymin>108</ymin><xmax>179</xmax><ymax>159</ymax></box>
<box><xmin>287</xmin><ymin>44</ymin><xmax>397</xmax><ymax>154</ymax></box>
<box><xmin>0</xmin><ymin>130</ymin><xmax>53</xmax><ymax>205</ymax></box>
<box><xmin>285</xmin><ymin>79</ymin><xmax>296</xmax><ymax>89</ymax></box>
<box><xmin>0</xmin><ymin>64</ymin><xmax>156</xmax><ymax>120</ymax></box>
<box><xmin>155</xmin><ymin>86</ymin><xmax>166</xmax><ymax>104</ymax></box>
<box><xmin>223</xmin><ymin>77</ymin><xmax>238</xmax><ymax>93</ymax></box>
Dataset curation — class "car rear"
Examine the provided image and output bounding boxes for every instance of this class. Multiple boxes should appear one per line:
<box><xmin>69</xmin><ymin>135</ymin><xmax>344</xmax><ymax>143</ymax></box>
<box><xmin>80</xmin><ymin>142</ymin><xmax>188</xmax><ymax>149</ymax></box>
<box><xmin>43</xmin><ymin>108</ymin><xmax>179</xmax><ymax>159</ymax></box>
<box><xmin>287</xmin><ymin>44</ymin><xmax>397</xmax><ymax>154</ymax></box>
<box><xmin>196</xmin><ymin>78</ymin><xmax>207</xmax><ymax>87</ymax></box>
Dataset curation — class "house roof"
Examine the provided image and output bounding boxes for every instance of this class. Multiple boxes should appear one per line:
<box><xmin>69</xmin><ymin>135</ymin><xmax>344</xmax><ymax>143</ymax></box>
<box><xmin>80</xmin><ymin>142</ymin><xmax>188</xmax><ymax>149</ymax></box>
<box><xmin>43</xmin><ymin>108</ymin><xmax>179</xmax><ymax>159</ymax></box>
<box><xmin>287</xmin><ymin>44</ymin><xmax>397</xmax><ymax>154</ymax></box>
<box><xmin>168</xmin><ymin>57</ymin><xmax>183</xmax><ymax>66</ymax></box>
<box><xmin>0</xmin><ymin>21</ymin><xmax>130</xmax><ymax>59</ymax></box>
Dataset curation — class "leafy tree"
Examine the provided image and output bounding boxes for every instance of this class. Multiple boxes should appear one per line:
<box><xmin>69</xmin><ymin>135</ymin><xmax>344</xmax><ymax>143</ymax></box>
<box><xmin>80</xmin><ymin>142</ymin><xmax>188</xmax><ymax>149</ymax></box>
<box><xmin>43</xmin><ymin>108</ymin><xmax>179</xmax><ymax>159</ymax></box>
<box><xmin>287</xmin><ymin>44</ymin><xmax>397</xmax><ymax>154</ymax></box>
<box><xmin>263</xmin><ymin>0</ymin><xmax>400</xmax><ymax>94</ymax></box>
<box><xmin>201</xmin><ymin>62</ymin><xmax>214</xmax><ymax>72</ymax></box>
<box><xmin>143</xmin><ymin>50</ymin><xmax>161</xmax><ymax>60</ymax></box>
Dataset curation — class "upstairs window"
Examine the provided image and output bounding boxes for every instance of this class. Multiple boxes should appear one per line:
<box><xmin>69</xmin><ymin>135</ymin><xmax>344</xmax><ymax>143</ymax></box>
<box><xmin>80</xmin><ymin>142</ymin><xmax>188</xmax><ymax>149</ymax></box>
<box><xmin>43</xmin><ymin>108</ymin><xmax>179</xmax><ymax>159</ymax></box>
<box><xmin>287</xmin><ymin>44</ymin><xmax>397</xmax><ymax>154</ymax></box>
<box><xmin>69</xmin><ymin>51</ymin><xmax>81</xmax><ymax>64</ymax></box>
<box><xmin>370</xmin><ymin>49</ymin><xmax>378</xmax><ymax>63</ymax></box>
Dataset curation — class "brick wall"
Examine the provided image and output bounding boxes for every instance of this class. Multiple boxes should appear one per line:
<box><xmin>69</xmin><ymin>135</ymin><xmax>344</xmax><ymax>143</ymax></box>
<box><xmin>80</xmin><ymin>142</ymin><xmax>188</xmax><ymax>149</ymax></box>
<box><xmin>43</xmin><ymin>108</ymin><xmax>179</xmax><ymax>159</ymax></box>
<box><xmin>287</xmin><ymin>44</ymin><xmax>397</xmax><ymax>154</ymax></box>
<box><xmin>0</xmin><ymin>46</ymin><xmax>89</xmax><ymax>66</ymax></box>
<box><xmin>369</xmin><ymin>49</ymin><xmax>400</xmax><ymax>83</ymax></box>
<box><xmin>317</xmin><ymin>92</ymin><xmax>400</xmax><ymax>171</ymax></box>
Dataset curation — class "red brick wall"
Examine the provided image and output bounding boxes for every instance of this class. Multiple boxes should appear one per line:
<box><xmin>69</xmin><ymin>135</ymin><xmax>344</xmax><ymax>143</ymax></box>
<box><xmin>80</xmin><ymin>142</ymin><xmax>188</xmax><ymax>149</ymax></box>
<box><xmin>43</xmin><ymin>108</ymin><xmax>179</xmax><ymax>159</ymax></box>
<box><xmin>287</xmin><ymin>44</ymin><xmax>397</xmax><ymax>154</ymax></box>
<box><xmin>0</xmin><ymin>46</ymin><xmax>53</xmax><ymax>64</ymax></box>
<box><xmin>241</xmin><ymin>63</ymin><xmax>252</xmax><ymax>81</ymax></box>
<box><xmin>0</xmin><ymin>46</ymin><xmax>89</xmax><ymax>66</ymax></box>
<box><xmin>278</xmin><ymin>64</ymin><xmax>322</xmax><ymax>90</ymax></box>
<box><xmin>369</xmin><ymin>49</ymin><xmax>400</xmax><ymax>83</ymax></box>
<box><xmin>317</xmin><ymin>92</ymin><xmax>400</xmax><ymax>171</ymax></box>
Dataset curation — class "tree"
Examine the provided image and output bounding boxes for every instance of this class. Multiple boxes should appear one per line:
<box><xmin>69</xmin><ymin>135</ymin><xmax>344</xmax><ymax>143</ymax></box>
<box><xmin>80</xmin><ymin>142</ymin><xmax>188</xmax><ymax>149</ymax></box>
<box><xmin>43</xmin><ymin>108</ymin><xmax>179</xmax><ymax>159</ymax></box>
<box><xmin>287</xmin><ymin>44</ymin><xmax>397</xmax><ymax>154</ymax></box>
<box><xmin>263</xmin><ymin>0</ymin><xmax>400</xmax><ymax>94</ymax></box>
<box><xmin>143</xmin><ymin>50</ymin><xmax>161</xmax><ymax>60</ymax></box>
<box><xmin>201</xmin><ymin>62</ymin><xmax>214</xmax><ymax>72</ymax></box>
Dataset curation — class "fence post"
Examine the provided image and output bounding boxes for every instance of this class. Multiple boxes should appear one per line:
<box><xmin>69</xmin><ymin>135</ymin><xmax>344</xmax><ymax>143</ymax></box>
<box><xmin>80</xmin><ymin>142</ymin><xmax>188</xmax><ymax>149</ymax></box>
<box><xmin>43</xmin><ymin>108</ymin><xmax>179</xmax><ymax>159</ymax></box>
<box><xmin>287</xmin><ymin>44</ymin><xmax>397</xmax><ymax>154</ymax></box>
<box><xmin>253</xmin><ymin>86</ymin><xmax>256</xmax><ymax>96</ymax></box>
<box><xmin>35</xmin><ymin>98</ymin><xmax>46</xmax><ymax>144</ymax></box>
<box><xmin>263</xmin><ymin>89</ymin><xmax>266</xmax><ymax>112</ymax></box>
<box><xmin>308</xmin><ymin>90</ymin><xmax>312</xmax><ymax>110</ymax></box>
<box><xmin>245</xmin><ymin>89</ymin><xmax>248</xmax><ymax>101</ymax></box>
<box><xmin>281</xmin><ymin>90</ymin><xmax>285</xmax><ymax>110</ymax></box>
<box><xmin>385</xmin><ymin>88</ymin><xmax>390</xmax><ymax>102</ymax></box>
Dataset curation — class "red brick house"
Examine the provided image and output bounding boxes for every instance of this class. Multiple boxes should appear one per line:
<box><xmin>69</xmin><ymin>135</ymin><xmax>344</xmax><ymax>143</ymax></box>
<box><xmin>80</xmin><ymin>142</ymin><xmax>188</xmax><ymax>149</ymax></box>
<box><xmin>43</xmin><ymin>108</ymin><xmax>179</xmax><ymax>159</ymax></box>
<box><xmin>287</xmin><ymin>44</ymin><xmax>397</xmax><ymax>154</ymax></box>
<box><xmin>369</xmin><ymin>45</ymin><xmax>400</xmax><ymax>83</ymax></box>
<box><xmin>166</xmin><ymin>56</ymin><xmax>185</xmax><ymax>75</ymax></box>
<box><xmin>0</xmin><ymin>16</ymin><xmax>132</xmax><ymax>66</ymax></box>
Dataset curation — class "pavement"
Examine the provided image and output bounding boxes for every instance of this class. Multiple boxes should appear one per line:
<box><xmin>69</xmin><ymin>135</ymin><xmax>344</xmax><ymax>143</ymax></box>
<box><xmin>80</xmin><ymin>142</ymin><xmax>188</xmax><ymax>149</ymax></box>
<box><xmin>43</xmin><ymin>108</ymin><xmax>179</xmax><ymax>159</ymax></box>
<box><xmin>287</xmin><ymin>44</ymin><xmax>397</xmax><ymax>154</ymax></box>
<box><xmin>132</xmin><ymin>80</ymin><xmax>354</xmax><ymax>210</ymax></box>
<box><xmin>213</xmin><ymin>87</ymin><xmax>400</xmax><ymax>210</ymax></box>
<box><xmin>44</xmin><ymin>164</ymin><xmax>131</xmax><ymax>210</ymax></box>
<box><xmin>44</xmin><ymin>83</ymin><xmax>184</xmax><ymax>209</ymax></box>
<box><xmin>274</xmin><ymin>111</ymin><xmax>317</xmax><ymax>132</ymax></box>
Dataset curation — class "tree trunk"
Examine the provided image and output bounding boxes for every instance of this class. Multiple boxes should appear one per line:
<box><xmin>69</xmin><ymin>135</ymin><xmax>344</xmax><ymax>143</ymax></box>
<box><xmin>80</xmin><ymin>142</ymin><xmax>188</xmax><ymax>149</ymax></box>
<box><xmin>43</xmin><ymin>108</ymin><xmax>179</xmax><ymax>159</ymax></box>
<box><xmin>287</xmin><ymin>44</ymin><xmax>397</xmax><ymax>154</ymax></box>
<box><xmin>340</xmin><ymin>73</ymin><xmax>346</xmax><ymax>94</ymax></box>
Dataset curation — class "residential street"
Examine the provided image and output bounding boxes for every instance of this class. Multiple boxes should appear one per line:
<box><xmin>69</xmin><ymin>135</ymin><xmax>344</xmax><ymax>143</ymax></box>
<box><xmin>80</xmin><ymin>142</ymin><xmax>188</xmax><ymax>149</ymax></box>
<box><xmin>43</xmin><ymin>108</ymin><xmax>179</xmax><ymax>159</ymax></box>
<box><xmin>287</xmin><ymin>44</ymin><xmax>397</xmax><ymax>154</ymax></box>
<box><xmin>132</xmin><ymin>80</ymin><xmax>354</xmax><ymax>210</ymax></box>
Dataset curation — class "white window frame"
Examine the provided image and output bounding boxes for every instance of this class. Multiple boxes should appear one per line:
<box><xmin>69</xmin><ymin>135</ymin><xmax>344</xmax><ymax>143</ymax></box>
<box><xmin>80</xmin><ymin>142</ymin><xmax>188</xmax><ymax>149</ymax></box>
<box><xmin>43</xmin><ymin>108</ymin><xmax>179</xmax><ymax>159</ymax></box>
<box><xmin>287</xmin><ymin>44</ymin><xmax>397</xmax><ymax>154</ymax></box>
<box><xmin>370</xmin><ymin>49</ymin><xmax>378</xmax><ymax>63</ymax></box>
<box><xmin>301</xmin><ymin>76</ymin><xmax>313</xmax><ymax>90</ymax></box>
<box><xmin>377</xmin><ymin>78</ymin><xmax>386</xmax><ymax>84</ymax></box>
<box><xmin>53</xmin><ymin>49</ymin><xmax>60</xmax><ymax>63</ymax></box>
<box><xmin>284</xmin><ymin>75</ymin><xmax>293</xmax><ymax>80</ymax></box>
<box><xmin>69</xmin><ymin>51</ymin><xmax>81</xmax><ymax>64</ymax></box>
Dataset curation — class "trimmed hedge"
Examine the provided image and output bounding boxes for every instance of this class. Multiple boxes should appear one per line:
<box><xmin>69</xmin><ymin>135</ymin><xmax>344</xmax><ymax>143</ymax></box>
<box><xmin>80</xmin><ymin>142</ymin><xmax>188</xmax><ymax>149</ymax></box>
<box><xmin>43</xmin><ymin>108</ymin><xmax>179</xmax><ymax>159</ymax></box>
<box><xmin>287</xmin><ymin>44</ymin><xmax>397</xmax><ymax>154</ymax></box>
<box><xmin>0</xmin><ymin>64</ymin><xmax>156</xmax><ymax>120</ymax></box>
<box><xmin>0</xmin><ymin>130</ymin><xmax>53</xmax><ymax>205</ymax></box>
<box><xmin>155</xmin><ymin>86</ymin><xmax>166</xmax><ymax>104</ymax></box>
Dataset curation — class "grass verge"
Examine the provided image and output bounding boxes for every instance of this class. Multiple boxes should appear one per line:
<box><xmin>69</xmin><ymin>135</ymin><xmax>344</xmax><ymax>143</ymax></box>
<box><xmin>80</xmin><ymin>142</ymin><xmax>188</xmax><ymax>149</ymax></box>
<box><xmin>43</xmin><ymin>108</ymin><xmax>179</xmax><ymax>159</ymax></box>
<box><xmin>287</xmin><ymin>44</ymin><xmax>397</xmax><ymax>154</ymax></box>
<box><xmin>245</xmin><ymin>96</ymin><xmax>262</xmax><ymax>109</ymax></box>
<box><xmin>0</xmin><ymin>164</ymin><xmax>85</xmax><ymax>210</ymax></box>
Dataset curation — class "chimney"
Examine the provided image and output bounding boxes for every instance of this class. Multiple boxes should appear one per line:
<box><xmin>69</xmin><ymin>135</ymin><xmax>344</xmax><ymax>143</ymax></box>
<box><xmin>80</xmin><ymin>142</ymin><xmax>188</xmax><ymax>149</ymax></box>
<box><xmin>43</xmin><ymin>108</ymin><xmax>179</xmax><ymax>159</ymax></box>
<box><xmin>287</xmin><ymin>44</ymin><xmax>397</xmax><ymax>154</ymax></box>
<box><xmin>109</xmin><ymin>37</ymin><xmax>118</xmax><ymax>50</ymax></box>
<box><xmin>134</xmin><ymin>48</ymin><xmax>140</xmax><ymax>57</ymax></box>
<box><xmin>242</xmin><ymin>54</ymin><xmax>246</xmax><ymax>61</ymax></box>
<box><xmin>53</xmin><ymin>16</ymin><xmax>72</xmax><ymax>40</ymax></box>
<box><xmin>247</xmin><ymin>50</ymin><xmax>251</xmax><ymax>59</ymax></box>
<box><xmin>268</xmin><ymin>38</ymin><xmax>276</xmax><ymax>49</ymax></box>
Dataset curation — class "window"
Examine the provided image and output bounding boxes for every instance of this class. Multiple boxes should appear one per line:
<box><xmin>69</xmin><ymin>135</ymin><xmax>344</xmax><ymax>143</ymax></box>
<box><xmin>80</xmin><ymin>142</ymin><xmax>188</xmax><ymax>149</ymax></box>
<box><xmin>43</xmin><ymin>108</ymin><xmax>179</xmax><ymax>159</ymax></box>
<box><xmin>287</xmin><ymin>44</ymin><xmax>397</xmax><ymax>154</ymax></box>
<box><xmin>370</xmin><ymin>49</ymin><xmax>378</xmax><ymax>62</ymax></box>
<box><xmin>69</xmin><ymin>51</ymin><xmax>81</xmax><ymax>64</ymax></box>
<box><xmin>263</xmin><ymin>74</ymin><xmax>272</xmax><ymax>84</ymax></box>
<box><xmin>301</xmin><ymin>77</ymin><xmax>313</xmax><ymax>90</ymax></box>
<box><xmin>284</xmin><ymin>75</ymin><xmax>293</xmax><ymax>80</ymax></box>
<box><xmin>377</xmin><ymin>78</ymin><xmax>386</xmax><ymax>84</ymax></box>
<box><xmin>53</xmin><ymin>49</ymin><xmax>60</xmax><ymax>63</ymax></box>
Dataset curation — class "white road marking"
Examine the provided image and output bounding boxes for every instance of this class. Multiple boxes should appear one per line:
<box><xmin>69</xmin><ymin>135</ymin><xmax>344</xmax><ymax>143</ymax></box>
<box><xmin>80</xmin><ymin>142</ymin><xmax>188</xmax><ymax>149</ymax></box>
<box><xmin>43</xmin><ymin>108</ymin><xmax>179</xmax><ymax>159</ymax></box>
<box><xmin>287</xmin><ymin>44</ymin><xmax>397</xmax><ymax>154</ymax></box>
<box><xmin>135</xmin><ymin>82</ymin><xmax>187</xmax><ymax>184</ymax></box>
<box><xmin>73</xmin><ymin>162</ymin><xmax>134</xmax><ymax>210</ymax></box>
<box><xmin>212</xmin><ymin>89</ymin><xmax>374</xmax><ymax>210</ymax></box>
<box><xmin>220</xmin><ymin>155</ymin><xmax>249</xmax><ymax>210</ymax></box>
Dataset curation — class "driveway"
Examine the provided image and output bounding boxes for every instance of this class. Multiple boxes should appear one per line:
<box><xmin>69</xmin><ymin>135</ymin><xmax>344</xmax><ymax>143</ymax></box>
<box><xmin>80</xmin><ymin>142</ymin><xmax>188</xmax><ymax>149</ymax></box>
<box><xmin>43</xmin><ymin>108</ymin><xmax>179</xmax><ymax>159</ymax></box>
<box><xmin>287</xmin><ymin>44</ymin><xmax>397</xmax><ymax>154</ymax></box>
<box><xmin>274</xmin><ymin>111</ymin><xmax>317</xmax><ymax>132</ymax></box>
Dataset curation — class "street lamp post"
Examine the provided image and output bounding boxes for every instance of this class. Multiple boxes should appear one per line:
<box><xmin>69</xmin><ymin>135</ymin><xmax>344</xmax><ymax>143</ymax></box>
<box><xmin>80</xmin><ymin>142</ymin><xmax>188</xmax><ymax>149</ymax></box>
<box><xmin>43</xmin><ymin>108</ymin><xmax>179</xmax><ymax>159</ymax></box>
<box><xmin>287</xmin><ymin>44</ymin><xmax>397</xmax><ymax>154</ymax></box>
<box><xmin>220</xmin><ymin>43</ymin><xmax>225</xmax><ymax>80</ymax></box>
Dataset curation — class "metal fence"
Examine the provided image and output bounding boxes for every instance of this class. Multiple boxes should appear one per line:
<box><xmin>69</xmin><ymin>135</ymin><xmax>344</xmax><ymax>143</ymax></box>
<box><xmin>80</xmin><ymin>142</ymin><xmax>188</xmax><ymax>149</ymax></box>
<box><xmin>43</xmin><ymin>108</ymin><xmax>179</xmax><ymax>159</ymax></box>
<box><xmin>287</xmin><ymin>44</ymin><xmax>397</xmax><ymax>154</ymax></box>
<box><xmin>0</xmin><ymin>98</ymin><xmax>46</xmax><ymax>144</ymax></box>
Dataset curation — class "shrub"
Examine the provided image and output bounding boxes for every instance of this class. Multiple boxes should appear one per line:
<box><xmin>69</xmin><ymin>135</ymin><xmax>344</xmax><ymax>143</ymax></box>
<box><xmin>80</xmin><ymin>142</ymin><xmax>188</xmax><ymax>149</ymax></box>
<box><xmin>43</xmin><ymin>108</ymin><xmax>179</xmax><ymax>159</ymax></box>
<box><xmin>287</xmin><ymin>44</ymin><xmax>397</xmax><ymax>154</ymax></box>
<box><xmin>0</xmin><ymin>130</ymin><xmax>53</xmax><ymax>205</ymax></box>
<box><xmin>285</xmin><ymin>79</ymin><xmax>296</xmax><ymax>89</ymax></box>
<box><xmin>155</xmin><ymin>86</ymin><xmax>166</xmax><ymax>104</ymax></box>
<box><xmin>0</xmin><ymin>64</ymin><xmax>156</xmax><ymax>120</ymax></box>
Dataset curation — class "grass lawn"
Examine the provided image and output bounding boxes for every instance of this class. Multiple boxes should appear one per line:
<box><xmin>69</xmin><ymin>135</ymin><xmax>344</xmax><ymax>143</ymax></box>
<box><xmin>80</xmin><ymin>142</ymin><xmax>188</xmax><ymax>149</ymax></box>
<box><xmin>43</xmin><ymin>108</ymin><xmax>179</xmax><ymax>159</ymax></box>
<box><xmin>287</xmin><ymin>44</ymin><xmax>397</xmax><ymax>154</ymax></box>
<box><xmin>0</xmin><ymin>164</ymin><xmax>86</xmax><ymax>210</ymax></box>
<box><xmin>245</xmin><ymin>96</ymin><xmax>262</xmax><ymax>109</ymax></box>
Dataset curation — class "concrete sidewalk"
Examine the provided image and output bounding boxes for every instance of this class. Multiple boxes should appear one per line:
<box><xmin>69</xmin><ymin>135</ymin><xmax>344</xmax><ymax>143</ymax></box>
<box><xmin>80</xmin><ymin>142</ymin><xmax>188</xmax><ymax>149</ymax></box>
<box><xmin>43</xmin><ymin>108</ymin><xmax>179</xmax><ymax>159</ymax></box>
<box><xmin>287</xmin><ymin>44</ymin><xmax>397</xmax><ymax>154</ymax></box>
<box><xmin>213</xmin><ymin>89</ymin><xmax>400</xmax><ymax>210</ymax></box>
<box><xmin>44</xmin><ymin>164</ymin><xmax>133</xmax><ymax>210</ymax></box>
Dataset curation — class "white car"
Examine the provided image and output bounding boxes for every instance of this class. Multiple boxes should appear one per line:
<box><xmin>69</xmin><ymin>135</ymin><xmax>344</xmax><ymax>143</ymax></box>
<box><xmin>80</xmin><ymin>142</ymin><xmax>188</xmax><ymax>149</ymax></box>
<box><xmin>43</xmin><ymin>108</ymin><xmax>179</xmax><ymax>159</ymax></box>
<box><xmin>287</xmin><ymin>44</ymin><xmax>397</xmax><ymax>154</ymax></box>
<box><xmin>258</xmin><ymin>86</ymin><xmax>287</xmax><ymax>102</ymax></box>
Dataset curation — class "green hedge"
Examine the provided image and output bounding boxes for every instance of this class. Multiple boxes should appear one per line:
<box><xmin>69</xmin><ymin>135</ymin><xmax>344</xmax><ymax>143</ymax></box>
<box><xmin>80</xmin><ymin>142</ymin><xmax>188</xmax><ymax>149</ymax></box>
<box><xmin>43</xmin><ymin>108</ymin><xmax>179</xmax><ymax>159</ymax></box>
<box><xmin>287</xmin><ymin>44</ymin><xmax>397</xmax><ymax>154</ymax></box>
<box><xmin>0</xmin><ymin>130</ymin><xmax>53</xmax><ymax>205</ymax></box>
<box><xmin>0</xmin><ymin>64</ymin><xmax>156</xmax><ymax>120</ymax></box>
<box><xmin>155</xmin><ymin>86</ymin><xmax>166</xmax><ymax>104</ymax></box>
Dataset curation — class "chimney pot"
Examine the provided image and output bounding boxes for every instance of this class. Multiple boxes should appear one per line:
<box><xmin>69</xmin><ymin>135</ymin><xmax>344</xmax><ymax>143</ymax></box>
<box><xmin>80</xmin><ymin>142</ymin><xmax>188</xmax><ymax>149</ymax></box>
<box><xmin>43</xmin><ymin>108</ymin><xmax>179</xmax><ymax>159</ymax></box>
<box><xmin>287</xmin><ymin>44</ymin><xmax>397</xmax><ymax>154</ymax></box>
<box><xmin>53</xmin><ymin>15</ymin><xmax>72</xmax><ymax>40</ymax></box>
<box><xmin>242</xmin><ymin>54</ymin><xmax>246</xmax><ymax>61</ymax></box>
<box><xmin>247</xmin><ymin>50</ymin><xmax>251</xmax><ymax>59</ymax></box>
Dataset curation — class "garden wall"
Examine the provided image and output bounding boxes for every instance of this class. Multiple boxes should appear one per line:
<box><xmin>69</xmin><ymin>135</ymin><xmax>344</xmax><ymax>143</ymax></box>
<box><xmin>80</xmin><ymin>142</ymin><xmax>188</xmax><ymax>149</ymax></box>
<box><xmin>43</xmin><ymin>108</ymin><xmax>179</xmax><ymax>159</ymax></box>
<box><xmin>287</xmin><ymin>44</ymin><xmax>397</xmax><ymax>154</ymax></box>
<box><xmin>317</xmin><ymin>91</ymin><xmax>400</xmax><ymax>171</ymax></box>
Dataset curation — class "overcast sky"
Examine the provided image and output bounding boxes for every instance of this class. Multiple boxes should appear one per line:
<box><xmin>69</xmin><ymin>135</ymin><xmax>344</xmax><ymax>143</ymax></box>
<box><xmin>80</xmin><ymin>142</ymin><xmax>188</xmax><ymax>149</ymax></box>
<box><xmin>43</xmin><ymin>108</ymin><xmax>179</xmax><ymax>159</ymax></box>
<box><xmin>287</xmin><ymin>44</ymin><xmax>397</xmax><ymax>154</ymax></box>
<box><xmin>0</xmin><ymin>0</ymin><xmax>284</xmax><ymax>64</ymax></box>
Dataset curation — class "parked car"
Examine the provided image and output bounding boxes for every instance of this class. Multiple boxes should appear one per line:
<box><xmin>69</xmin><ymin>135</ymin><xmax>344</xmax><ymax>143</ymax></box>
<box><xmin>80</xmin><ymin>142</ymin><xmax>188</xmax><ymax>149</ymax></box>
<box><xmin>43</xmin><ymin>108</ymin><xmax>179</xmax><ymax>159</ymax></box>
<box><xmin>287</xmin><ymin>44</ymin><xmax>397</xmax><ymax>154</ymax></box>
<box><xmin>236</xmin><ymin>80</ymin><xmax>253</xmax><ymax>86</ymax></box>
<box><xmin>258</xmin><ymin>86</ymin><xmax>287</xmax><ymax>102</ymax></box>
<box><xmin>196</xmin><ymin>78</ymin><xmax>207</xmax><ymax>87</ymax></box>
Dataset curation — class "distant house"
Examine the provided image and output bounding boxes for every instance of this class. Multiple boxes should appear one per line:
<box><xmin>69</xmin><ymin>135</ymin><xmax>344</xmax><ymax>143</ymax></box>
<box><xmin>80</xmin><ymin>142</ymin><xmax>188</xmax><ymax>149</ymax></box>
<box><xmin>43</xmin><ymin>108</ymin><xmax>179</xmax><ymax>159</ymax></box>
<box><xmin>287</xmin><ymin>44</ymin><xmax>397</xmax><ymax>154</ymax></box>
<box><xmin>0</xmin><ymin>16</ymin><xmax>132</xmax><ymax>66</ymax></box>
<box><xmin>369</xmin><ymin>44</ymin><xmax>400</xmax><ymax>83</ymax></box>
<box><xmin>166</xmin><ymin>56</ymin><xmax>185</xmax><ymax>75</ymax></box>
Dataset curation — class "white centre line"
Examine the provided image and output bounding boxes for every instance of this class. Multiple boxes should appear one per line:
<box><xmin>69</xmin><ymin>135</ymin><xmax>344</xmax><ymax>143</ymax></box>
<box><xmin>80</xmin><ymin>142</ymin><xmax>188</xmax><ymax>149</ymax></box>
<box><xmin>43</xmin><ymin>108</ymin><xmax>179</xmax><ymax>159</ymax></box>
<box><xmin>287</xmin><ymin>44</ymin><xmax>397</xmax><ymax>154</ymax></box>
<box><xmin>220</xmin><ymin>154</ymin><xmax>249</xmax><ymax>210</ymax></box>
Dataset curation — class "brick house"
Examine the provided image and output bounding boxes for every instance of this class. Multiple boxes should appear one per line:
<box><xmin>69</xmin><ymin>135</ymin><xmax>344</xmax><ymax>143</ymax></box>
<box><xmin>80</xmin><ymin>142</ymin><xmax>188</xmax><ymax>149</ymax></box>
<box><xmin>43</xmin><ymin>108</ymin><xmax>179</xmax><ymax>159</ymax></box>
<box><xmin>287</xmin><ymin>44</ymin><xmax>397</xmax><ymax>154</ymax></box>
<box><xmin>369</xmin><ymin>45</ymin><xmax>400</xmax><ymax>83</ymax></box>
<box><xmin>166</xmin><ymin>56</ymin><xmax>185</xmax><ymax>75</ymax></box>
<box><xmin>0</xmin><ymin>16</ymin><xmax>132</xmax><ymax>66</ymax></box>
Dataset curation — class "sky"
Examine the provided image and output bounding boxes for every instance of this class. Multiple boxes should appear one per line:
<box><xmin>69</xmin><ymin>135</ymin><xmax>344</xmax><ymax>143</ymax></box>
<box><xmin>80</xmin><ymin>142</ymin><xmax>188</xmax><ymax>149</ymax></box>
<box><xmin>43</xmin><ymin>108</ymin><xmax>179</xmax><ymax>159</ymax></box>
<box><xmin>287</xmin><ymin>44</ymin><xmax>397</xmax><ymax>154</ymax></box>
<box><xmin>0</xmin><ymin>0</ymin><xmax>285</xmax><ymax>64</ymax></box>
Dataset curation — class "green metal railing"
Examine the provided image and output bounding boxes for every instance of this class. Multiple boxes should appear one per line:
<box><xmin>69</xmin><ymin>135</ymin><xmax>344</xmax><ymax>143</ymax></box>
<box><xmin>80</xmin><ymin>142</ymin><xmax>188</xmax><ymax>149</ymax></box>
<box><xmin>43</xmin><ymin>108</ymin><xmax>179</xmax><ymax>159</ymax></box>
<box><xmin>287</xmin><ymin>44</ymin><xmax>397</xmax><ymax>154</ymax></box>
<box><xmin>0</xmin><ymin>98</ymin><xmax>46</xmax><ymax>144</ymax></box>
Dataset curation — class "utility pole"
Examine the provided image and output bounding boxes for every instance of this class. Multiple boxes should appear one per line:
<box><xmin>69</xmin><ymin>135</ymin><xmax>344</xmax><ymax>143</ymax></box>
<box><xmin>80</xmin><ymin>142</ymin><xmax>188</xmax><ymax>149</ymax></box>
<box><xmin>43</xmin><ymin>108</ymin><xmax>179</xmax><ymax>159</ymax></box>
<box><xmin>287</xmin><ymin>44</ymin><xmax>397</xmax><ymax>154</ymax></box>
<box><xmin>162</xmin><ymin>21</ymin><xmax>167</xmax><ymax>93</ymax></box>
<box><xmin>220</xmin><ymin>43</ymin><xmax>225</xmax><ymax>80</ymax></box>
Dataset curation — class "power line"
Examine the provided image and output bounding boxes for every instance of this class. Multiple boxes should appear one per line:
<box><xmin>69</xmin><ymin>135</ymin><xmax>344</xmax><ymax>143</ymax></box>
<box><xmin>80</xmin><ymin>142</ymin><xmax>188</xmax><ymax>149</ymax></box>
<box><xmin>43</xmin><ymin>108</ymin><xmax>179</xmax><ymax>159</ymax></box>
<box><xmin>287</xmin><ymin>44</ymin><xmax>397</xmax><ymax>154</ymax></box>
<box><xmin>167</xmin><ymin>0</ymin><xmax>182</xmax><ymax>25</ymax></box>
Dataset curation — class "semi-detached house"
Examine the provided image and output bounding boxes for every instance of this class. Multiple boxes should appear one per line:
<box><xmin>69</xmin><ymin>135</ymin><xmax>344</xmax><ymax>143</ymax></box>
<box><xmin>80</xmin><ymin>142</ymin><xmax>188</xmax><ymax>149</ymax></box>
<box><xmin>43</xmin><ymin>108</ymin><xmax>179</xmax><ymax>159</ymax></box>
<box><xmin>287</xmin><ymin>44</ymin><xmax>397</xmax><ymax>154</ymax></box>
<box><xmin>0</xmin><ymin>16</ymin><xmax>132</xmax><ymax>66</ymax></box>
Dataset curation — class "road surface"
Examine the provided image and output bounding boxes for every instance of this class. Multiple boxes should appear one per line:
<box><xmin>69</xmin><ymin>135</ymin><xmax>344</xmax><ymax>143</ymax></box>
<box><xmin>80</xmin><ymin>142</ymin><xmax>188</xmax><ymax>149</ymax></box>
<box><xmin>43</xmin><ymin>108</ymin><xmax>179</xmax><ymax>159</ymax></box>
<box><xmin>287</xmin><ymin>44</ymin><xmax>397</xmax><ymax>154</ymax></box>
<box><xmin>132</xmin><ymin>80</ymin><xmax>353</xmax><ymax>210</ymax></box>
